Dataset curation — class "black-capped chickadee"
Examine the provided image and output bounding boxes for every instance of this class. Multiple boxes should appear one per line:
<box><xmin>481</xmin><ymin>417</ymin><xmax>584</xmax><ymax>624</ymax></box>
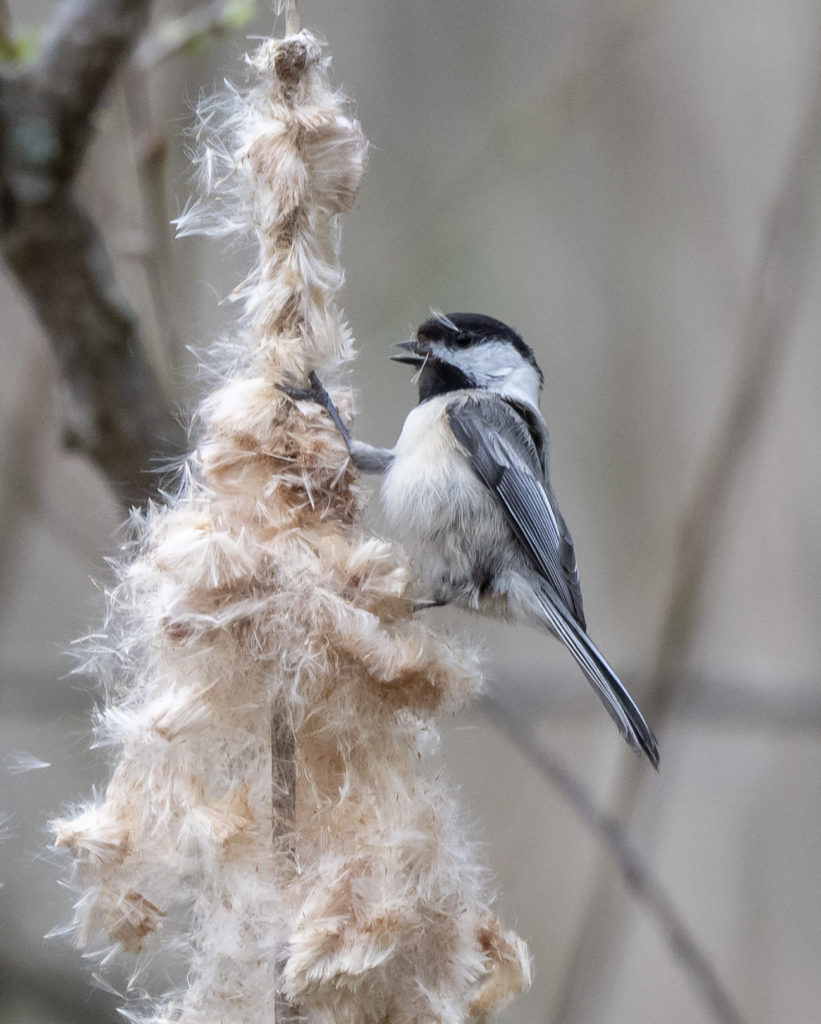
<box><xmin>281</xmin><ymin>312</ymin><xmax>659</xmax><ymax>767</ymax></box>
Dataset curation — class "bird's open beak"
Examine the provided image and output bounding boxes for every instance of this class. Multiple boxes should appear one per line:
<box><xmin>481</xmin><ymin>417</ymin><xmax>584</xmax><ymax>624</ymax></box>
<box><xmin>390</xmin><ymin>338</ymin><xmax>430</xmax><ymax>366</ymax></box>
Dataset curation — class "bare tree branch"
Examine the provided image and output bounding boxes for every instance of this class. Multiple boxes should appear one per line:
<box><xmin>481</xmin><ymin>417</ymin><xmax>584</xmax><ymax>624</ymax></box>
<box><xmin>7</xmin><ymin>658</ymin><xmax>821</xmax><ymax>731</ymax></box>
<box><xmin>0</xmin><ymin>0</ymin><xmax>185</xmax><ymax>506</ymax></box>
<box><xmin>550</xmin><ymin>32</ymin><xmax>821</xmax><ymax>1024</ymax></box>
<box><xmin>481</xmin><ymin>694</ymin><xmax>747</xmax><ymax>1024</ymax></box>
<box><xmin>0</xmin><ymin>352</ymin><xmax>53</xmax><ymax>623</ymax></box>
<box><xmin>120</xmin><ymin>69</ymin><xmax>182</xmax><ymax>382</ymax></box>
<box><xmin>487</xmin><ymin>671</ymin><xmax>821</xmax><ymax>733</ymax></box>
<box><xmin>645</xmin><ymin>74</ymin><xmax>821</xmax><ymax>728</ymax></box>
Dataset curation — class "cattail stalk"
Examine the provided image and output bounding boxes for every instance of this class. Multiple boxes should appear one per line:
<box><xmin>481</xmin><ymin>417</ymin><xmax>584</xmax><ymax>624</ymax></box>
<box><xmin>53</xmin><ymin>25</ymin><xmax>529</xmax><ymax>1024</ymax></box>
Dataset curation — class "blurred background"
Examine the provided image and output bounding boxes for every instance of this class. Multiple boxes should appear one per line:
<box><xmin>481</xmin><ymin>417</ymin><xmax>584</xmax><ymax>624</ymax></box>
<box><xmin>1</xmin><ymin>1</ymin><xmax>820</xmax><ymax>1022</ymax></box>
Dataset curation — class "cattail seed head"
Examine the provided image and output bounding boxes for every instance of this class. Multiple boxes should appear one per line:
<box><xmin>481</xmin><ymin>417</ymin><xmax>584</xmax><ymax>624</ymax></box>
<box><xmin>52</xmin><ymin>26</ymin><xmax>529</xmax><ymax>1024</ymax></box>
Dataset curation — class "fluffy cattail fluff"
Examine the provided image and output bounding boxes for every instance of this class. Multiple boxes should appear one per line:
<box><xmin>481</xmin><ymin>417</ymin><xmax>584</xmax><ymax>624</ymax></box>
<box><xmin>52</xmin><ymin>27</ymin><xmax>530</xmax><ymax>1024</ymax></box>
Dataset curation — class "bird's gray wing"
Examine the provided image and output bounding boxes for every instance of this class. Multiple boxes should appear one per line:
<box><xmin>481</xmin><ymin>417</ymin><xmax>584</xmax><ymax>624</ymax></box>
<box><xmin>448</xmin><ymin>396</ymin><xmax>659</xmax><ymax>767</ymax></box>
<box><xmin>447</xmin><ymin>396</ymin><xmax>585</xmax><ymax>627</ymax></box>
<box><xmin>546</xmin><ymin>482</ymin><xmax>585</xmax><ymax>627</ymax></box>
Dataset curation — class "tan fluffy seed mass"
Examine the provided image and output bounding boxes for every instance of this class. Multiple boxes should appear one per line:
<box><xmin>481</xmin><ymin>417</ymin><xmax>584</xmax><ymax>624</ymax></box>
<box><xmin>52</xmin><ymin>27</ymin><xmax>530</xmax><ymax>1024</ymax></box>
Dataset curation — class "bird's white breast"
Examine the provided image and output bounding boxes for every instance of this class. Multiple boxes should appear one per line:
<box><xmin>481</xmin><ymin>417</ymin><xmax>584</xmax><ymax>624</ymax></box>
<box><xmin>382</xmin><ymin>397</ymin><xmax>474</xmax><ymax>524</ymax></box>
<box><xmin>380</xmin><ymin>395</ymin><xmax>511</xmax><ymax>606</ymax></box>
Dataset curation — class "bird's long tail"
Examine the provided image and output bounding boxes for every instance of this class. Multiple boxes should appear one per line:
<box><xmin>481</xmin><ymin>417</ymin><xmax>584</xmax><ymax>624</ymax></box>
<box><xmin>536</xmin><ymin>589</ymin><xmax>659</xmax><ymax>768</ymax></box>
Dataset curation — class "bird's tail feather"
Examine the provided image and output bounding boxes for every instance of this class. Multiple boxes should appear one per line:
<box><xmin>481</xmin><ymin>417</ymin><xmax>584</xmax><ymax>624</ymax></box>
<box><xmin>536</xmin><ymin>589</ymin><xmax>659</xmax><ymax>768</ymax></box>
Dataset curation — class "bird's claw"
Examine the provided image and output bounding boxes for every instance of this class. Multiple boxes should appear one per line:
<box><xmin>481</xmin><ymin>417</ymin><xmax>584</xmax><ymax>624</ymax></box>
<box><xmin>277</xmin><ymin>371</ymin><xmax>331</xmax><ymax>407</ymax></box>
<box><xmin>277</xmin><ymin>371</ymin><xmax>352</xmax><ymax>446</ymax></box>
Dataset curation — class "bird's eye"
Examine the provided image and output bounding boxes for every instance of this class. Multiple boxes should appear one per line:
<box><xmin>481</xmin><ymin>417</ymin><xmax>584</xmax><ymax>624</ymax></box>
<box><xmin>454</xmin><ymin>332</ymin><xmax>472</xmax><ymax>347</ymax></box>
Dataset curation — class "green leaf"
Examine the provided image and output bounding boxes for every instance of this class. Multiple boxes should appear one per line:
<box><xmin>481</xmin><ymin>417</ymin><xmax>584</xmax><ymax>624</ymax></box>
<box><xmin>222</xmin><ymin>0</ymin><xmax>256</xmax><ymax>30</ymax></box>
<box><xmin>0</xmin><ymin>26</ymin><xmax>42</xmax><ymax>66</ymax></box>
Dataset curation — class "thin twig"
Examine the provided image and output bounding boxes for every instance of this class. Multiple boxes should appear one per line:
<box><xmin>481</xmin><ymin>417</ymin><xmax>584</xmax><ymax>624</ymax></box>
<box><xmin>550</xmin><ymin>36</ymin><xmax>821</xmax><ymax>1024</ymax></box>
<box><xmin>645</xmin><ymin>73</ymin><xmax>821</xmax><ymax>722</ymax></box>
<box><xmin>487</xmin><ymin>671</ymin><xmax>821</xmax><ymax>733</ymax></box>
<box><xmin>8</xmin><ymin>660</ymin><xmax>821</xmax><ymax>730</ymax></box>
<box><xmin>270</xmin><ymin>22</ymin><xmax>302</xmax><ymax>1024</ymax></box>
<box><xmin>285</xmin><ymin>0</ymin><xmax>301</xmax><ymax>36</ymax></box>
<box><xmin>271</xmin><ymin>698</ymin><xmax>297</xmax><ymax>857</ymax></box>
<box><xmin>481</xmin><ymin>694</ymin><xmax>747</xmax><ymax>1024</ymax></box>
<box><xmin>272</xmin><ymin>696</ymin><xmax>299</xmax><ymax>1024</ymax></box>
<box><xmin>120</xmin><ymin>68</ymin><xmax>182</xmax><ymax>383</ymax></box>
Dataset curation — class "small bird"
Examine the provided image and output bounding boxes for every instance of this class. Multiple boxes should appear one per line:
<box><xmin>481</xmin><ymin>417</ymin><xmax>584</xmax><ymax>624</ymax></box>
<box><xmin>281</xmin><ymin>312</ymin><xmax>659</xmax><ymax>767</ymax></box>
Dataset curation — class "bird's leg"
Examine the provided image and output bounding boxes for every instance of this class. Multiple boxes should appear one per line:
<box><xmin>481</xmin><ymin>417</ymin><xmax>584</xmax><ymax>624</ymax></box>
<box><xmin>278</xmin><ymin>372</ymin><xmax>394</xmax><ymax>473</ymax></box>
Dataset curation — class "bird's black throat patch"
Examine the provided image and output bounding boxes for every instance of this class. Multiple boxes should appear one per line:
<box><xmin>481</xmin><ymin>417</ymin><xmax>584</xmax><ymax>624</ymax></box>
<box><xmin>417</xmin><ymin>359</ymin><xmax>474</xmax><ymax>402</ymax></box>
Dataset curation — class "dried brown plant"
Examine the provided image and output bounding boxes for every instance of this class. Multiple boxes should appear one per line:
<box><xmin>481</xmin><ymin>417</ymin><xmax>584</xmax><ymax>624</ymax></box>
<box><xmin>52</xmin><ymin>26</ymin><xmax>529</xmax><ymax>1024</ymax></box>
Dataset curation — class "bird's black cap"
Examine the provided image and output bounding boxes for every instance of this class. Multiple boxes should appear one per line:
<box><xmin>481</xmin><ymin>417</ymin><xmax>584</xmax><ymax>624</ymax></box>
<box><xmin>417</xmin><ymin>313</ymin><xmax>543</xmax><ymax>383</ymax></box>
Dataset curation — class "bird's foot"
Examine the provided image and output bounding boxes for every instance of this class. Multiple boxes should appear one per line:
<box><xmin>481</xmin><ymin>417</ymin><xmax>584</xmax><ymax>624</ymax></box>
<box><xmin>277</xmin><ymin>370</ymin><xmax>331</xmax><ymax>407</ymax></box>
<box><xmin>277</xmin><ymin>371</ymin><xmax>352</xmax><ymax>445</ymax></box>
